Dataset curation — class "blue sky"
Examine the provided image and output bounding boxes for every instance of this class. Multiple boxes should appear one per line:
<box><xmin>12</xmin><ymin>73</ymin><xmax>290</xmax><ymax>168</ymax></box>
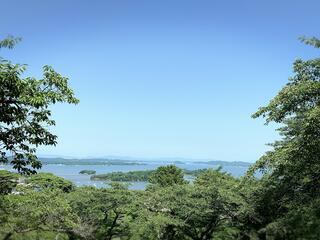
<box><xmin>1</xmin><ymin>0</ymin><xmax>319</xmax><ymax>161</ymax></box>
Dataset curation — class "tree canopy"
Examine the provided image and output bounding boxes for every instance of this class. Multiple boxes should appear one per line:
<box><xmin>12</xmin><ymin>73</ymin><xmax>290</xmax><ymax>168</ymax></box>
<box><xmin>148</xmin><ymin>165</ymin><xmax>187</xmax><ymax>187</ymax></box>
<box><xmin>245</xmin><ymin>36</ymin><xmax>320</xmax><ymax>239</ymax></box>
<box><xmin>0</xmin><ymin>36</ymin><xmax>79</xmax><ymax>174</ymax></box>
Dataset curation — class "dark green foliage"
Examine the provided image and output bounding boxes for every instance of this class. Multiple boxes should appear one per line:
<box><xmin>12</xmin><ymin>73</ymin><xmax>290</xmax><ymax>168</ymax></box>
<box><xmin>90</xmin><ymin>168</ymin><xmax>208</xmax><ymax>182</ymax></box>
<box><xmin>244</xmin><ymin>37</ymin><xmax>320</xmax><ymax>239</ymax></box>
<box><xmin>0</xmin><ymin>36</ymin><xmax>21</xmax><ymax>49</ymax></box>
<box><xmin>79</xmin><ymin>170</ymin><xmax>96</xmax><ymax>175</ymax></box>
<box><xmin>0</xmin><ymin>170</ymin><xmax>19</xmax><ymax>194</ymax></box>
<box><xmin>0</xmin><ymin>37</ymin><xmax>79</xmax><ymax>174</ymax></box>
<box><xmin>91</xmin><ymin>170</ymin><xmax>154</xmax><ymax>182</ymax></box>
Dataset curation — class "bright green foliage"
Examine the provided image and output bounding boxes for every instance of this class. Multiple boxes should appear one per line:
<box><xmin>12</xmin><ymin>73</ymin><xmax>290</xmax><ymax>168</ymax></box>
<box><xmin>245</xmin><ymin>37</ymin><xmax>320</xmax><ymax>239</ymax></box>
<box><xmin>0</xmin><ymin>167</ymin><xmax>245</xmax><ymax>240</ymax></box>
<box><xmin>148</xmin><ymin>165</ymin><xmax>187</xmax><ymax>187</ymax></box>
<box><xmin>0</xmin><ymin>37</ymin><xmax>79</xmax><ymax>174</ymax></box>
<box><xmin>130</xmin><ymin>168</ymin><xmax>243</xmax><ymax>240</ymax></box>
<box><xmin>0</xmin><ymin>189</ymin><xmax>78</xmax><ymax>240</ymax></box>
<box><xmin>184</xmin><ymin>168</ymin><xmax>208</xmax><ymax>177</ymax></box>
<box><xmin>26</xmin><ymin>172</ymin><xmax>74</xmax><ymax>192</ymax></box>
<box><xmin>107</xmin><ymin>181</ymin><xmax>131</xmax><ymax>190</ymax></box>
<box><xmin>67</xmin><ymin>186</ymin><xmax>134</xmax><ymax>240</ymax></box>
<box><xmin>195</xmin><ymin>167</ymin><xmax>233</xmax><ymax>187</ymax></box>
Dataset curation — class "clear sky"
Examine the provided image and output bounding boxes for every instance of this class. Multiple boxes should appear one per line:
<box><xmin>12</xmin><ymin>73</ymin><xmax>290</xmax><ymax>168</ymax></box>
<box><xmin>1</xmin><ymin>0</ymin><xmax>319</xmax><ymax>161</ymax></box>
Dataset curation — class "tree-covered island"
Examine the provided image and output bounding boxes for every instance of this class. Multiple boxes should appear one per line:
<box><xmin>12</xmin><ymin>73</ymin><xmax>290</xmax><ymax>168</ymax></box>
<box><xmin>90</xmin><ymin>168</ymin><xmax>209</xmax><ymax>182</ymax></box>
<box><xmin>79</xmin><ymin>170</ymin><xmax>97</xmax><ymax>175</ymax></box>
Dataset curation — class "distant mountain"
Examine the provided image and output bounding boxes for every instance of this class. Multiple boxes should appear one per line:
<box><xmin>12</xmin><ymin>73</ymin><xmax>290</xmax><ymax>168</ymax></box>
<box><xmin>36</xmin><ymin>157</ymin><xmax>251</xmax><ymax>167</ymax></box>
<box><xmin>4</xmin><ymin>155</ymin><xmax>252</xmax><ymax>167</ymax></box>
<box><xmin>39</xmin><ymin>157</ymin><xmax>143</xmax><ymax>166</ymax></box>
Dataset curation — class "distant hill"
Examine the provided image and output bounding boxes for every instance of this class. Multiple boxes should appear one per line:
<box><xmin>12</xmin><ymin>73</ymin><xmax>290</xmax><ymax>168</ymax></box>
<box><xmin>4</xmin><ymin>156</ymin><xmax>252</xmax><ymax>167</ymax></box>
<box><xmin>194</xmin><ymin>160</ymin><xmax>251</xmax><ymax>167</ymax></box>
<box><xmin>39</xmin><ymin>157</ymin><xmax>143</xmax><ymax>166</ymax></box>
<box><xmin>38</xmin><ymin>157</ymin><xmax>251</xmax><ymax>167</ymax></box>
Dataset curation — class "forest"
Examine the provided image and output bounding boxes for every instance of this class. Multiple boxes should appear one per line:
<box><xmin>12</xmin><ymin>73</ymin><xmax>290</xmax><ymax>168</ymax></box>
<box><xmin>90</xmin><ymin>168</ymin><xmax>207</xmax><ymax>182</ymax></box>
<box><xmin>1</xmin><ymin>36</ymin><xmax>320</xmax><ymax>239</ymax></box>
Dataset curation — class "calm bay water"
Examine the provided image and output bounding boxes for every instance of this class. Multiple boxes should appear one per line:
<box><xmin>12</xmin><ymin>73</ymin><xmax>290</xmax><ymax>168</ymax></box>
<box><xmin>1</xmin><ymin>162</ymin><xmax>249</xmax><ymax>190</ymax></box>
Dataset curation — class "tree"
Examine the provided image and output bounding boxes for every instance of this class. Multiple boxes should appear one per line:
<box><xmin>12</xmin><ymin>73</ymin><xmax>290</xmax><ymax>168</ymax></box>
<box><xmin>0</xmin><ymin>170</ymin><xmax>19</xmax><ymax>194</ymax></box>
<box><xmin>67</xmin><ymin>186</ymin><xmax>134</xmax><ymax>240</ymax></box>
<box><xmin>130</xmin><ymin>169</ymin><xmax>243</xmax><ymax>240</ymax></box>
<box><xmin>0</xmin><ymin>189</ymin><xmax>79</xmax><ymax>240</ymax></box>
<box><xmin>245</xmin><ymin>37</ymin><xmax>320</xmax><ymax>238</ymax></box>
<box><xmin>26</xmin><ymin>172</ymin><xmax>74</xmax><ymax>193</ymax></box>
<box><xmin>148</xmin><ymin>165</ymin><xmax>187</xmax><ymax>187</ymax></box>
<box><xmin>0</xmin><ymin>36</ymin><xmax>79</xmax><ymax>174</ymax></box>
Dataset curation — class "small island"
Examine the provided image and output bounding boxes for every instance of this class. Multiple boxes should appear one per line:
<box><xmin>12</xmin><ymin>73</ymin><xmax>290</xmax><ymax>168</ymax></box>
<box><xmin>79</xmin><ymin>170</ymin><xmax>96</xmax><ymax>175</ymax></box>
<box><xmin>90</xmin><ymin>169</ymin><xmax>208</xmax><ymax>182</ymax></box>
<box><xmin>91</xmin><ymin>170</ymin><xmax>154</xmax><ymax>182</ymax></box>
